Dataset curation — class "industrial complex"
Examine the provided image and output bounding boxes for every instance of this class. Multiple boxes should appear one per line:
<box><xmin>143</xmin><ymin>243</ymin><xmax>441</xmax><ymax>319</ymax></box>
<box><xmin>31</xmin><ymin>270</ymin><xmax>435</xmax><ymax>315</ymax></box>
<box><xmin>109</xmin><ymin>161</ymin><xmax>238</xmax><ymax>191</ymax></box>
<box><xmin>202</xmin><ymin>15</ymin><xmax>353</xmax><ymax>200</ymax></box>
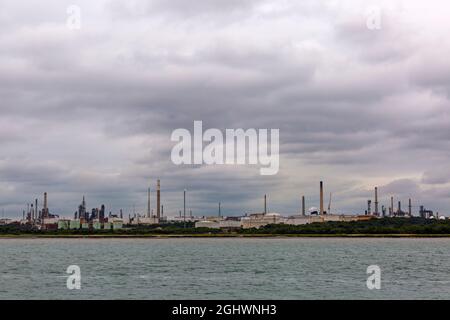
<box><xmin>0</xmin><ymin>179</ymin><xmax>445</xmax><ymax>230</ymax></box>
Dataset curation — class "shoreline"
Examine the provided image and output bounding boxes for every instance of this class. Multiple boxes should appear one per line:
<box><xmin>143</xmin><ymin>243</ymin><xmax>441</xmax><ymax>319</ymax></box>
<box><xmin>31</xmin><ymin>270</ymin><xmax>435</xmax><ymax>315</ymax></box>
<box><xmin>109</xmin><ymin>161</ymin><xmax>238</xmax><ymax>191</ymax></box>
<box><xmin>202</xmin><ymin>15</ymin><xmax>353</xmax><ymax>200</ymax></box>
<box><xmin>2</xmin><ymin>233</ymin><xmax>450</xmax><ymax>239</ymax></box>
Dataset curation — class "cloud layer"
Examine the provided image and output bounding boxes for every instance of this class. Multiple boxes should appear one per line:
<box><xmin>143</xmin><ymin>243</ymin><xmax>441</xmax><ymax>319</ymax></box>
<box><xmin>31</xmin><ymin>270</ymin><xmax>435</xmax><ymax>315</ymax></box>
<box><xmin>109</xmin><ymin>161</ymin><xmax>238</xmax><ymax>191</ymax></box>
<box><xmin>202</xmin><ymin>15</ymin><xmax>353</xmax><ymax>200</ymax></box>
<box><xmin>1</xmin><ymin>0</ymin><xmax>450</xmax><ymax>218</ymax></box>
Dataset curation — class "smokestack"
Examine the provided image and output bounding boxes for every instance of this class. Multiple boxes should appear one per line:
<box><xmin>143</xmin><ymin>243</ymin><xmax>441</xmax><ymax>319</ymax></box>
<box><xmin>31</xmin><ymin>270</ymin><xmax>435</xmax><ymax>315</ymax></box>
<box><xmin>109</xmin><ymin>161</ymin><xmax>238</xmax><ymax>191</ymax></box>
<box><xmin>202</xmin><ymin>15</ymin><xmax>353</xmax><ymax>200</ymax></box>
<box><xmin>408</xmin><ymin>198</ymin><xmax>412</xmax><ymax>216</ymax></box>
<box><xmin>374</xmin><ymin>187</ymin><xmax>379</xmax><ymax>216</ymax></box>
<box><xmin>319</xmin><ymin>181</ymin><xmax>324</xmax><ymax>215</ymax></box>
<box><xmin>31</xmin><ymin>204</ymin><xmax>34</xmax><ymax>221</ymax></box>
<box><xmin>35</xmin><ymin>199</ymin><xmax>38</xmax><ymax>220</ymax></box>
<box><xmin>398</xmin><ymin>201</ymin><xmax>401</xmax><ymax>213</ymax></box>
<box><xmin>157</xmin><ymin>180</ymin><xmax>161</xmax><ymax>219</ymax></box>
<box><xmin>161</xmin><ymin>205</ymin><xmax>164</xmax><ymax>217</ymax></box>
<box><xmin>43</xmin><ymin>192</ymin><xmax>48</xmax><ymax>219</ymax></box>
<box><xmin>264</xmin><ymin>195</ymin><xmax>267</xmax><ymax>214</ymax></box>
<box><xmin>302</xmin><ymin>196</ymin><xmax>305</xmax><ymax>216</ymax></box>
<box><xmin>391</xmin><ymin>196</ymin><xmax>394</xmax><ymax>217</ymax></box>
<box><xmin>367</xmin><ymin>200</ymin><xmax>372</xmax><ymax>215</ymax></box>
<box><xmin>183</xmin><ymin>189</ymin><xmax>186</xmax><ymax>222</ymax></box>
<box><xmin>147</xmin><ymin>188</ymin><xmax>151</xmax><ymax>218</ymax></box>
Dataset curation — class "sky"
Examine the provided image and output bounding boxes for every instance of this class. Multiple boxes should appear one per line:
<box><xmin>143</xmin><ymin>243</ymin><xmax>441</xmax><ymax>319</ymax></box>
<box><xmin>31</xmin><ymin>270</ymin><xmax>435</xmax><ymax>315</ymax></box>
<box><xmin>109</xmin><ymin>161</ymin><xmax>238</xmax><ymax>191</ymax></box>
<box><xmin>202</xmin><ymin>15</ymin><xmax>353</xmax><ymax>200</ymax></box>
<box><xmin>1</xmin><ymin>0</ymin><xmax>450</xmax><ymax>218</ymax></box>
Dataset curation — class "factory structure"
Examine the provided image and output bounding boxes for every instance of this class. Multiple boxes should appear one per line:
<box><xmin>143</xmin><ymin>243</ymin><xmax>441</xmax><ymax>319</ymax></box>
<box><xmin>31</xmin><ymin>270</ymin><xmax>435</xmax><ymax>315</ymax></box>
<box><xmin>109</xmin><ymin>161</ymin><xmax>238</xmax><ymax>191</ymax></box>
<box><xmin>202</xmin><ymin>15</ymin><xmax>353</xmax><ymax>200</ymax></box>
<box><xmin>18</xmin><ymin>192</ymin><xmax>60</xmax><ymax>229</ymax></box>
<box><xmin>14</xmin><ymin>179</ymin><xmax>168</xmax><ymax>230</ymax></box>
<box><xmin>194</xmin><ymin>181</ymin><xmax>444</xmax><ymax>229</ymax></box>
<box><xmin>3</xmin><ymin>179</ymin><xmax>446</xmax><ymax>231</ymax></box>
<box><xmin>196</xmin><ymin>181</ymin><xmax>373</xmax><ymax>229</ymax></box>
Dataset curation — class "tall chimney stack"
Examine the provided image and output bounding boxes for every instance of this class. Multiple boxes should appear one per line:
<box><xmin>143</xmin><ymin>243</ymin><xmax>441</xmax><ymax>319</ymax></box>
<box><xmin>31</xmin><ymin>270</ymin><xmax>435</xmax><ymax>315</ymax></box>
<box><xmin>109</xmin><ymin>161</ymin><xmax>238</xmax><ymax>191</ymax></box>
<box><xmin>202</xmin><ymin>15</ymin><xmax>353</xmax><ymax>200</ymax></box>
<box><xmin>156</xmin><ymin>180</ymin><xmax>161</xmax><ymax>219</ymax></box>
<box><xmin>147</xmin><ymin>188</ymin><xmax>151</xmax><ymax>218</ymax></box>
<box><xmin>398</xmin><ymin>201</ymin><xmax>401</xmax><ymax>213</ymax></box>
<box><xmin>391</xmin><ymin>196</ymin><xmax>394</xmax><ymax>217</ymax></box>
<box><xmin>35</xmin><ymin>199</ymin><xmax>38</xmax><ymax>220</ymax></box>
<box><xmin>302</xmin><ymin>195</ymin><xmax>305</xmax><ymax>216</ymax></box>
<box><xmin>183</xmin><ymin>189</ymin><xmax>186</xmax><ymax>221</ymax></box>
<box><xmin>44</xmin><ymin>192</ymin><xmax>48</xmax><ymax>210</ymax></box>
<box><xmin>43</xmin><ymin>192</ymin><xmax>48</xmax><ymax>218</ymax></box>
<box><xmin>408</xmin><ymin>198</ymin><xmax>412</xmax><ymax>217</ymax></box>
<box><xmin>264</xmin><ymin>195</ymin><xmax>267</xmax><ymax>214</ymax></box>
<box><xmin>374</xmin><ymin>187</ymin><xmax>379</xmax><ymax>216</ymax></box>
<box><xmin>319</xmin><ymin>181</ymin><xmax>324</xmax><ymax>215</ymax></box>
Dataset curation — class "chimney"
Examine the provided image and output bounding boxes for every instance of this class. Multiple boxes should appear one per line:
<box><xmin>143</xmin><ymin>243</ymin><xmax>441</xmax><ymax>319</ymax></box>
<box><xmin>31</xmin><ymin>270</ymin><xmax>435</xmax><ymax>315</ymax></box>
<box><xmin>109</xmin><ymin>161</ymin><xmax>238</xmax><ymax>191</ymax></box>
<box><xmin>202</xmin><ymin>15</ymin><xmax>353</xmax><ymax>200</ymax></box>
<box><xmin>374</xmin><ymin>187</ymin><xmax>379</xmax><ymax>216</ymax></box>
<box><xmin>35</xmin><ymin>199</ymin><xmax>38</xmax><ymax>220</ymax></box>
<box><xmin>367</xmin><ymin>200</ymin><xmax>372</xmax><ymax>215</ymax></box>
<box><xmin>408</xmin><ymin>198</ymin><xmax>412</xmax><ymax>216</ymax></box>
<box><xmin>157</xmin><ymin>180</ymin><xmax>161</xmax><ymax>219</ymax></box>
<box><xmin>398</xmin><ymin>201</ymin><xmax>401</xmax><ymax>213</ymax></box>
<box><xmin>302</xmin><ymin>195</ymin><xmax>305</xmax><ymax>216</ymax></box>
<box><xmin>319</xmin><ymin>181</ymin><xmax>324</xmax><ymax>215</ymax></box>
<box><xmin>43</xmin><ymin>192</ymin><xmax>48</xmax><ymax>217</ymax></box>
<box><xmin>147</xmin><ymin>188</ymin><xmax>151</xmax><ymax>218</ymax></box>
<box><xmin>183</xmin><ymin>189</ymin><xmax>186</xmax><ymax>222</ymax></box>
<box><xmin>391</xmin><ymin>196</ymin><xmax>394</xmax><ymax>217</ymax></box>
<box><xmin>264</xmin><ymin>195</ymin><xmax>267</xmax><ymax>214</ymax></box>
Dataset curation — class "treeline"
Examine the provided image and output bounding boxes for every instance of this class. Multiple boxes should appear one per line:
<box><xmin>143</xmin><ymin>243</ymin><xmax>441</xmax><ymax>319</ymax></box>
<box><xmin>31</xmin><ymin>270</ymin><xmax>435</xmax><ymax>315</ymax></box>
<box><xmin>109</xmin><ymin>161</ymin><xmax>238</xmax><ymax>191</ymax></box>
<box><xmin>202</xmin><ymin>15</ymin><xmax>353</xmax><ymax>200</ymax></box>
<box><xmin>0</xmin><ymin>221</ymin><xmax>214</xmax><ymax>235</ymax></box>
<box><xmin>242</xmin><ymin>218</ymin><xmax>450</xmax><ymax>235</ymax></box>
<box><xmin>2</xmin><ymin>218</ymin><xmax>450</xmax><ymax>235</ymax></box>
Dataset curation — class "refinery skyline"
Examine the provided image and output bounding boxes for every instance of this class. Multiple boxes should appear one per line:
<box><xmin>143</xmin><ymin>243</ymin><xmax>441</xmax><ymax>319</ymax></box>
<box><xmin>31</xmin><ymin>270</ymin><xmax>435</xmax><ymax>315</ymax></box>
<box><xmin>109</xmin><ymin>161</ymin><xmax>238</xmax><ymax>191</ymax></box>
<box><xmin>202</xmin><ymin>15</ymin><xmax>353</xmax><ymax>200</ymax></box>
<box><xmin>1</xmin><ymin>1</ymin><xmax>450</xmax><ymax>216</ymax></box>
<box><xmin>3</xmin><ymin>179</ymin><xmax>441</xmax><ymax>220</ymax></box>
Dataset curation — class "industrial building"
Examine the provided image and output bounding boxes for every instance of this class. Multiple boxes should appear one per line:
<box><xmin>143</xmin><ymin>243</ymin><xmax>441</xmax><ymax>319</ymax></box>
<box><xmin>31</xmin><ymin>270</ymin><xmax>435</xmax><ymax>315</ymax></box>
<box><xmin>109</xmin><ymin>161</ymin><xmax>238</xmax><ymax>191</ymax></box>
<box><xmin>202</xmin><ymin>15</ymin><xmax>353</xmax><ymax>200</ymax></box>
<box><xmin>58</xmin><ymin>217</ymin><xmax>124</xmax><ymax>231</ymax></box>
<box><xmin>194</xmin><ymin>213</ymin><xmax>372</xmax><ymax>230</ymax></box>
<box><xmin>7</xmin><ymin>178</ymin><xmax>447</xmax><ymax>232</ymax></box>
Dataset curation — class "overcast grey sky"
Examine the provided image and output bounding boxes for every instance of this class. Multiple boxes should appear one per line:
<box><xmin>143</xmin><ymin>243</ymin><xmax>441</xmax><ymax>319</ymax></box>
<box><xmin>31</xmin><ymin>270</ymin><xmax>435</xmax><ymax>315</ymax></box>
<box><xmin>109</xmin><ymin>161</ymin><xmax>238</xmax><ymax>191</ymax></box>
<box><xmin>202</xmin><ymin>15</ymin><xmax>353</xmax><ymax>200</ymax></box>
<box><xmin>1</xmin><ymin>0</ymin><xmax>450</xmax><ymax>218</ymax></box>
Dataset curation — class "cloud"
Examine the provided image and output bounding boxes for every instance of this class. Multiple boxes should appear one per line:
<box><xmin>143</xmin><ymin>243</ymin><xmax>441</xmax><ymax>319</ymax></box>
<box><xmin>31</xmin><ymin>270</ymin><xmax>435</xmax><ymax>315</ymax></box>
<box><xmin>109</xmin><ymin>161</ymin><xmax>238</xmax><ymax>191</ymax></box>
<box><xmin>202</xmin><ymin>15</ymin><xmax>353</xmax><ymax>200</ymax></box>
<box><xmin>0</xmin><ymin>0</ymin><xmax>450</xmax><ymax>217</ymax></box>
<box><xmin>422</xmin><ymin>167</ymin><xmax>450</xmax><ymax>185</ymax></box>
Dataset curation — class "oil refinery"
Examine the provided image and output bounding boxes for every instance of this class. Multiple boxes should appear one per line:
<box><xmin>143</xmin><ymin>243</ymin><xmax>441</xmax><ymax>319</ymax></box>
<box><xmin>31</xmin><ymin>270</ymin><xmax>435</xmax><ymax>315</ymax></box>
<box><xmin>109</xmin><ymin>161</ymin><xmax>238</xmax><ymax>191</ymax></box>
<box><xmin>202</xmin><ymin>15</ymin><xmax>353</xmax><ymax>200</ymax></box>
<box><xmin>1</xmin><ymin>179</ymin><xmax>445</xmax><ymax>231</ymax></box>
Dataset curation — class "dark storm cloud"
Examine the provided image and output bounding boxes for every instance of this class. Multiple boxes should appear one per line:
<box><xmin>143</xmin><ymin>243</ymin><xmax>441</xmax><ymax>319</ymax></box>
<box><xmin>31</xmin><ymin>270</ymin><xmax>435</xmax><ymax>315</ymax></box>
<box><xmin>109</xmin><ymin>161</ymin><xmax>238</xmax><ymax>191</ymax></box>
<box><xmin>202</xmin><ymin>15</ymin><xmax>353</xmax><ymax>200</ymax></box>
<box><xmin>0</xmin><ymin>0</ymin><xmax>450</xmax><ymax>217</ymax></box>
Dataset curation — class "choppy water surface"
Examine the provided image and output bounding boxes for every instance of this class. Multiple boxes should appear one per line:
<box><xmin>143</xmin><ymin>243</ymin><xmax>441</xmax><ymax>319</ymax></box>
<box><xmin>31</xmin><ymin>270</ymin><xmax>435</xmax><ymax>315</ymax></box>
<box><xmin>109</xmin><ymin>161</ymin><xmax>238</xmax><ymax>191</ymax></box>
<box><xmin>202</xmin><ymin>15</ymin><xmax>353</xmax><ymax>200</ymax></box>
<box><xmin>0</xmin><ymin>238</ymin><xmax>449</xmax><ymax>299</ymax></box>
